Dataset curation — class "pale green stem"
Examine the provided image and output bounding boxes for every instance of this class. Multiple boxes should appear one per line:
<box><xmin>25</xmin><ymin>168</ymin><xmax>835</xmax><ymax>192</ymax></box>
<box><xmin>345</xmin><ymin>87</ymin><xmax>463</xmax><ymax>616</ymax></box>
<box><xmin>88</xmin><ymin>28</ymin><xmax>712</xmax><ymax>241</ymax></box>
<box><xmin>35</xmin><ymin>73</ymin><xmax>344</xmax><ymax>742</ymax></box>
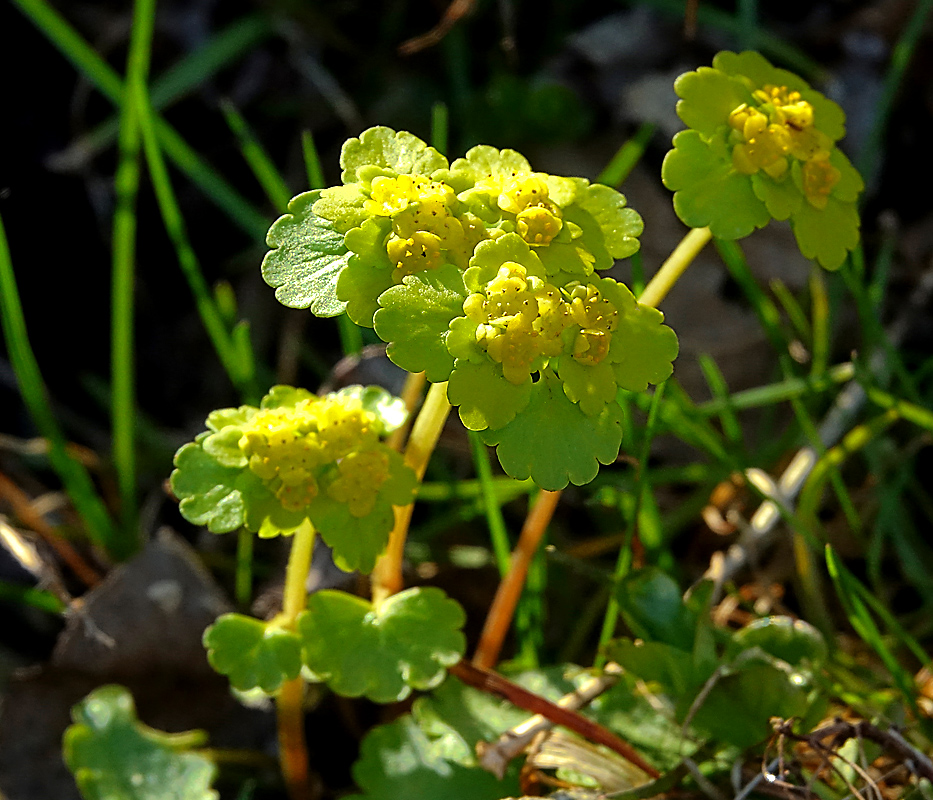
<box><xmin>637</xmin><ymin>227</ymin><xmax>712</xmax><ymax>308</ymax></box>
<box><xmin>372</xmin><ymin>381</ymin><xmax>452</xmax><ymax>606</ymax></box>
<box><xmin>275</xmin><ymin>518</ymin><xmax>316</xmax><ymax>800</ymax></box>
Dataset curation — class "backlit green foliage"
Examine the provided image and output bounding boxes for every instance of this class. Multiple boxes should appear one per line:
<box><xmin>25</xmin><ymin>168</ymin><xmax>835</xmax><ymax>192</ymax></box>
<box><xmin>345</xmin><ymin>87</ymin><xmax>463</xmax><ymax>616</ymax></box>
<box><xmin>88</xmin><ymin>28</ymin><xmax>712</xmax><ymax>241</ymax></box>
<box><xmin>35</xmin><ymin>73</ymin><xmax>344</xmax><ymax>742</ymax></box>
<box><xmin>262</xmin><ymin>127</ymin><xmax>677</xmax><ymax>489</ymax></box>
<box><xmin>63</xmin><ymin>686</ymin><xmax>217</xmax><ymax>800</ymax></box>
<box><xmin>170</xmin><ymin>385</ymin><xmax>416</xmax><ymax>572</ymax></box>
<box><xmin>298</xmin><ymin>587</ymin><xmax>467</xmax><ymax>703</ymax></box>
<box><xmin>662</xmin><ymin>50</ymin><xmax>864</xmax><ymax>270</ymax></box>
<box><xmin>202</xmin><ymin>613</ymin><xmax>302</xmax><ymax>693</ymax></box>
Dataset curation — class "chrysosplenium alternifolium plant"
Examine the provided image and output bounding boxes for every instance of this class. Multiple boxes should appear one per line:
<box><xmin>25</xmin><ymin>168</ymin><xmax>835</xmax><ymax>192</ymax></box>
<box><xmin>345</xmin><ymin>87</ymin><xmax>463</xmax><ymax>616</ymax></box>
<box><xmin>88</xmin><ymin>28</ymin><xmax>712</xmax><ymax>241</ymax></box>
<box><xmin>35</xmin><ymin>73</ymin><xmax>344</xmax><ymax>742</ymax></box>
<box><xmin>262</xmin><ymin>127</ymin><xmax>679</xmax><ymax>489</ymax></box>
<box><xmin>171</xmin><ymin>384</ymin><xmax>415</xmax><ymax>570</ymax></box>
<box><xmin>171</xmin><ymin>385</ymin><xmax>466</xmax><ymax>702</ymax></box>
<box><xmin>663</xmin><ymin>50</ymin><xmax>864</xmax><ymax>269</ymax></box>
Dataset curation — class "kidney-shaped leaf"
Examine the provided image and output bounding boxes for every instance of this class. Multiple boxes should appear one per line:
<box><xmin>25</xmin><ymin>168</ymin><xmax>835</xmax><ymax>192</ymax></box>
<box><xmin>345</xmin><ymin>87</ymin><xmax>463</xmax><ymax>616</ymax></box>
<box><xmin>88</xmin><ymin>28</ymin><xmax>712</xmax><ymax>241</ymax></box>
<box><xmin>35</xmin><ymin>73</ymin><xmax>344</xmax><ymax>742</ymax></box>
<box><xmin>298</xmin><ymin>587</ymin><xmax>466</xmax><ymax>703</ymax></box>
<box><xmin>202</xmin><ymin>613</ymin><xmax>302</xmax><ymax>693</ymax></box>
<box><xmin>63</xmin><ymin>685</ymin><xmax>218</xmax><ymax>800</ymax></box>
<box><xmin>261</xmin><ymin>190</ymin><xmax>351</xmax><ymax>316</ymax></box>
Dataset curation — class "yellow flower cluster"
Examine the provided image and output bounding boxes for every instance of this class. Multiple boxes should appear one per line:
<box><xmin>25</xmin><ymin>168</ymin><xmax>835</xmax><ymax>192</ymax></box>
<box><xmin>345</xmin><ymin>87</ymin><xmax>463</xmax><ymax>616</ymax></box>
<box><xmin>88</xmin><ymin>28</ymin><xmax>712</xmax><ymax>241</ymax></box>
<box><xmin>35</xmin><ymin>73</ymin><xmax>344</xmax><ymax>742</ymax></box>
<box><xmin>462</xmin><ymin>262</ymin><xmax>620</xmax><ymax>385</ymax></box>
<box><xmin>365</xmin><ymin>174</ymin><xmax>482</xmax><ymax>280</ymax></box>
<box><xmin>728</xmin><ymin>85</ymin><xmax>841</xmax><ymax>208</ymax></box>
<box><xmin>238</xmin><ymin>397</ymin><xmax>383</xmax><ymax>513</ymax></box>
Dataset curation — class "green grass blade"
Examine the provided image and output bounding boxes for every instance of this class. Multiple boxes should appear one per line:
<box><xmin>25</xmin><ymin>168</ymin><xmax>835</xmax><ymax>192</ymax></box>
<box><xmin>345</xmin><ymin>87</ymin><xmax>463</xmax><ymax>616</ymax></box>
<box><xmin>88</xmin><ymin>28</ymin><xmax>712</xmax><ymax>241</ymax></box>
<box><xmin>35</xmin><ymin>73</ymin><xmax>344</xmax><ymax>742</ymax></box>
<box><xmin>134</xmin><ymin>83</ymin><xmax>260</xmax><ymax>402</ymax></box>
<box><xmin>738</xmin><ymin>0</ymin><xmax>759</xmax><ymax>50</ymax></box>
<box><xmin>468</xmin><ymin>431</ymin><xmax>511</xmax><ymax>577</ymax></box>
<box><xmin>595</xmin><ymin>381</ymin><xmax>667</xmax><ymax>667</ymax></box>
<box><xmin>698</xmin><ymin>353</ymin><xmax>744</xmax><ymax>453</ymax></box>
<box><xmin>0</xmin><ymin>581</ymin><xmax>66</xmax><ymax>614</ymax></box>
<box><xmin>11</xmin><ymin>0</ymin><xmax>268</xmax><ymax>240</ymax></box>
<box><xmin>221</xmin><ymin>101</ymin><xmax>292</xmax><ymax>211</ymax></box>
<box><xmin>301</xmin><ymin>130</ymin><xmax>326</xmax><ymax>190</ymax></box>
<box><xmin>856</xmin><ymin>0</ymin><xmax>933</xmax><ymax>185</ymax></box>
<box><xmin>597</xmin><ymin>122</ymin><xmax>656</xmax><ymax>187</ymax></box>
<box><xmin>769</xmin><ymin>278</ymin><xmax>812</xmax><ymax>344</ymax></box>
<box><xmin>431</xmin><ymin>102</ymin><xmax>449</xmax><ymax>157</ymax></box>
<box><xmin>809</xmin><ymin>269</ymin><xmax>830</xmax><ymax>378</ymax></box>
<box><xmin>51</xmin><ymin>14</ymin><xmax>274</xmax><ymax>168</ymax></box>
<box><xmin>697</xmin><ymin>362</ymin><xmax>855</xmax><ymax>417</ymax></box>
<box><xmin>615</xmin><ymin>0</ymin><xmax>822</xmax><ymax>79</ymax></box>
<box><xmin>0</xmin><ymin>213</ymin><xmax>119</xmax><ymax>554</ymax></box>
<box><xmin>826</xmin><ymin>545</ymin><xmax>921</xmax><ymax>713</ymax></box>
<box><xmin>110</xmin><ymin>0</ymin><xmax>158</xmax><ymax>552</ymax></box>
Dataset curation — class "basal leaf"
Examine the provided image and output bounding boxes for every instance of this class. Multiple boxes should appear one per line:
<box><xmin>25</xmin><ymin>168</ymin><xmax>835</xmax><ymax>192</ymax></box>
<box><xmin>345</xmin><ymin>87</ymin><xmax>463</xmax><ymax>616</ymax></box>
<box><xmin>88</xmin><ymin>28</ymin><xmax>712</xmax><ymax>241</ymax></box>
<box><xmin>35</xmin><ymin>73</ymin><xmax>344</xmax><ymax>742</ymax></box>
<box><xmin>616</xmin><ymin>567</ymin><xmax>699</xmax><ymax>650</ymax></box>
<box><xmin>262</xmin><ymin>190</ymin><xmax>351</xmax><ymax>317</ymax></box>
<box><xmin>298</xmin><ymin>587</ymin><xmax>466</xmax><ymax>703</ymax></box>
<box><xmin>480</xmin><ymin>372</ymin><xmax>625</xmax><ymax>489</ymax></box>
<box><xmin>202</xmin><ymin>614</ymin><xmax>302</xmax><ymax>693</ymax></box>
<box><xmin>374</xmin><ymin>265</ymin><xmax>467</xmax><ymax>382</ymax></box>
<box><xmin>344</xmin><ymin>715</ymin><xmax>514</xmax><ymax>800</ymax></box>
<box><xmin>63</xmin><ymin>685</ymin><xmax>217</xmax><ymax>800</ymax></box>
<box><xmin>340</xmin><ymin>127</ymin><xmax>448</xmax><ymax>184</ymax></box>
<box><xmin>727</xmin><ymin>616</ymin><xmax>828</xmax><ymax>669</ymax></box>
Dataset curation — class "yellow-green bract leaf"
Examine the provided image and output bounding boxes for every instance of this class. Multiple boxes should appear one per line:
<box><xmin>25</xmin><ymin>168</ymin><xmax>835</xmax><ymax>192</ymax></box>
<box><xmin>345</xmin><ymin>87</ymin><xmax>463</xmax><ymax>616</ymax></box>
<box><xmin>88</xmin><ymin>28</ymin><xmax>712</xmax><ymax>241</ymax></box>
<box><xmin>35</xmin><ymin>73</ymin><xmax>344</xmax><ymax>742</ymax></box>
<box><xmin>439</xmin><ymin>144</ymin><xmax>532</xmax><ymax>192</ymax></box>
<box><xmin>447</xmin><ymin>359</ymin><xmax>534</xmax><ymax>431</ymax></box>
<box><xmin>789</xmin><ymin>193</ymin><xmax>861</xmax><ymax>270</ymax></box>
<box><xmin>344</xmin><ymin>715</ymin><xmax>515</xmax><ymax>800</ymax></box>
<box><xmin>262</xmin><ymin>190</ymin><xmax>351</xmax><ymax>317</ymax></box>
<box><xmin>673</xmin><ymin>65</ymin><xmax>752</xmax><ymax>136</ymax></box>
<box><xmin>297</xmin><ymin>587</ymin><xmax>466</xmax><ymax>703</ymax></box>
<box><xmin>63</xmin><ymin>685</ymin><xmax>217</xmax><ymax>800</ymax></box>
<box><xmin>331</xmin><ymin>385</ymin><xmax>409</xmax><ymax>435</ymax></box>
<box><xmin>480</xmin><ymin>372</ymin><xmax>625</xmax><ymax>489</ymax></box>
<box><xmin>574</xmin><ymin>183</ymin><xmax>644</xmax><ymax>259</ymax></box>
<box><xmin>373</xmin><ymin>265</ymin><xmax>467</xmax><ymax>382</ymax></box>
<box><xmin>171</xmin><ymin>439</ymin><xmax>248</xmax><ymax>533</ymax></box>
<box><xmin>309</xmin><ymin>448</ymin><xmax>418</xmax><ymax>573</ymax></box>
<box><xmin>340</xmin><ymin>127</ymin><xmax>449</xmax><ymax>185</ymax></box>
<box><xmin>662</xmin><ymin>130</ymin><xmax>771</xmax><ymax>239</ymax></box>
<box><xmin>608</xmin><ymin>295</ymin><xmax>679</xmax><ymax>392</ymax></box>
<box><xmin>202</xmin><ymin>613</ymin><xmax>301</xmax><ymax>693</ymax></box>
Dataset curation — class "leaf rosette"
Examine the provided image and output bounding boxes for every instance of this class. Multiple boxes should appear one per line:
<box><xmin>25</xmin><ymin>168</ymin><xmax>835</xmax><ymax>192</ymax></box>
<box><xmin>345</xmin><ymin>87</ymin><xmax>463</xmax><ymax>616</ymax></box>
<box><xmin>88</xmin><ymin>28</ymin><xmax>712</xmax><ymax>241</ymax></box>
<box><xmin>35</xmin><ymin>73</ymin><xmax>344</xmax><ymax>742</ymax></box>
<box><xmin>662</xmin><ymin>50</ymin><xmax>864</xmax><ymax>270</ymax></box>
<box><xmin>170</xmin><ymin>385</ymin><xmax>417</xmax><ymax>573</ymax></box>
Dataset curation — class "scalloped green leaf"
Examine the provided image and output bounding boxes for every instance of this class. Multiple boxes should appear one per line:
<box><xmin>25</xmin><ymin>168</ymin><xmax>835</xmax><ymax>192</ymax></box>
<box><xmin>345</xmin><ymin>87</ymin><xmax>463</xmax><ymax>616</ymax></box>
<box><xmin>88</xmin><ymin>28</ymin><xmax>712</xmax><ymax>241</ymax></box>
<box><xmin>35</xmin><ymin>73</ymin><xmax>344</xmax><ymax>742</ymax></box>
<box><xmin>262</xmin><ymin>191</ymin><xmax>351</xmax><ymax>317</ymax></box>
<box><xmin>171</xmin><ymin>441</ymin><xmax>247</xmax><ymax>533</ymax></box>
<box><xmin>311</xmin><ymin>184</ymin><xmax>370</xmax><ymax>233</ymax></box>
<box><xmin>202</xmin><ymin>614</ymin><xmax>301</xmax><ymax>693</ymax></box>
<box><xmin>374</xmin><ymin>265</ymin><xmax>467</xmax><ymax>382</ymax></box>
<box><xmin>662</xmin><ymin>130</ymin><xmax>771</xmax><ymax>239</ymax></box>
<box><xmin>480</xmin><ymin>372</ymin><xmax>625</xmax><ymax>489</ymax></box>
<box><xmin>789</xmin><ymin>194</ymin><xmax>861</xmax><ymax>270</ymax></box>
<box><xmin>336</xmin><ymin>257</ymin><xmax>396</xmax><ymax>328</ymax></box>
<box><xmin>727</xmin><ymin>616</ymin><xmax>828</xmax><ymax>668</ymax></box>
<box><xmin>673</xmin><ymin>65</ymin><xmax>752</xmax><ymax>135</ymax></box>
<box><xmin>331</xmin><ymin>385</ymin><xmax>409</xmax><ymax>434</ymax></box>
<box><xmin>609</xmin><ymin>301</ymin><xmax>679</xmax><ymax>392</ymax></box>
<box><xmin>344</xmin><ymin>715</ymin><xmax>515</xmax><ymax>800</ymax></box>
<box><xmin>298</xmin><ymin>587</ymin><xmax>466</xmax><ymax>703</ymax></box>
<box><xmin>310</xmin><ymin>451</ymin><xmax>417</xmax><ymax>573</ymax></box>
<box><xmin>556</xmin><ymin>357</ymin><xmax>617</xmax><ymax>417</ymax></box>
<box><xmin>447</xmin><ymin>359</ymin><xmax>534</xmax><ymax>431</ymax></box>
<box><xmin>204</xmin><ymin>406</ymin><xmax>255</xmax><ymax>432</ymax></box>
<box><xmin>751</xmin><ymin>173</ymin><xmax>802</xmax><ymax>221</ymax></box>
<box><xmin>830</xmin><ymin>148</ymin><xmax>865</xmax><ymax>202</ymax></box>
<box><xmin>63</xmin><ymin>685</ymin><xmax>218</xmax><ymax>800</ymax></box>
<box><xmin>441</xmin><ymin>144</ymin><xmax>532</xmax><ymax>192</ymax></box>
<box><xmin>463</xmin><ymin>232</ymin><xmax>546</xmax><ymax>290</ymax></box>
<box><xmin>574</xmin><ymin>183</ymin><xmax>644</xmax><ymax>259</ymax></box>
<box><xmin>340</xmin><ymin>127</ymin><xmax>448</xmax><ymax>184</ymax></box>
